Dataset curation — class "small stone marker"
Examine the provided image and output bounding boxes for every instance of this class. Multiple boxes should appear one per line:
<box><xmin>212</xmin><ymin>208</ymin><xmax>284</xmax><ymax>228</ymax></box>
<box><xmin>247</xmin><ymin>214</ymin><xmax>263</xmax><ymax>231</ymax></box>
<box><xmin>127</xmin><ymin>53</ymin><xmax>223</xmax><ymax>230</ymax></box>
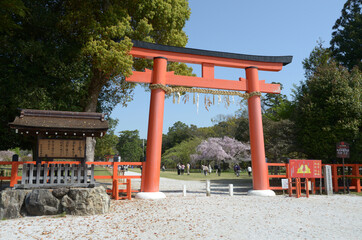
<box><xmin>229</xmin><ymin>184</ymin><xmax>233</xmax><ymax>196</ymax></box>
<box><xmin>324</xmin><ymin>165</ymin><xmax>333</xmax><ymax>195</ymax></box>
<box><xmin>206</xmin><ymin>180</ymin><xmax>211</xmax><ymax>196</ymax></box>
<box><xmin>183</xmin><ymin>185</ymin><xmax>187</xmax><ymax>197</ymax></box>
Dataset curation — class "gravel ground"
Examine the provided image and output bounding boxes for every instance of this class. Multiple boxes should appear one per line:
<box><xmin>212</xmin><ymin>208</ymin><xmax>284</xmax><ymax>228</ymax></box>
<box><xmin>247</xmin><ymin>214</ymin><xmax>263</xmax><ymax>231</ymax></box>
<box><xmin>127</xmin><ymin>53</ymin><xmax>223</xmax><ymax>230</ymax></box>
<box><xmin>0</xmin><ymin>176</ymin><xmax>361</xmax><ymax>240</ymax></box>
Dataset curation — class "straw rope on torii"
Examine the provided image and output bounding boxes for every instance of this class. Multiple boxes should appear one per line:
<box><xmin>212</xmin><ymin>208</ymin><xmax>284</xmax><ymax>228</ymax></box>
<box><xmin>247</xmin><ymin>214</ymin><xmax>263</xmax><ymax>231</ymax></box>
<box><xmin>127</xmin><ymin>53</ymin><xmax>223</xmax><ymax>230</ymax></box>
<box><xmin>149</xmin><ymin>83</ymin><xmax>262</xmax><ymax>111</ymax></box>
<box><xmin>149</xmin><ymin>83</ymin><xmax>262</xmax><ymax>99</ymax></box>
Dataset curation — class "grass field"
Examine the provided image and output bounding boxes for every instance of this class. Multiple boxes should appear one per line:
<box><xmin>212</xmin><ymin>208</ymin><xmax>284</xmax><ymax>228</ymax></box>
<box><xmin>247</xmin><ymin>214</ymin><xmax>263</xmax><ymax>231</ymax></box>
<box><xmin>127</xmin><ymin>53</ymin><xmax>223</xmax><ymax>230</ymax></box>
<box><xmin>130</xmin><ymin>168</ymin><xmax>252</xmax><ymax>181</ymax></box>
<box><xmin>94</xmin><ymin>166</ymin><xmax>112</xmax><ymax>176</ymax></box>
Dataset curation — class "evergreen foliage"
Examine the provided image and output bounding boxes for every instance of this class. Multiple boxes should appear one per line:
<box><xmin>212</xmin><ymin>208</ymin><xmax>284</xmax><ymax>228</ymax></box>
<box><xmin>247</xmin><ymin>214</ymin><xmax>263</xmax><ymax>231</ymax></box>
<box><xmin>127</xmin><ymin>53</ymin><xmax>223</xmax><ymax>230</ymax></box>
<box><xmin>330</xmin><ymin>0</ymin><xmax>362</xmax><ymax>70</ymax></box>
<box><xmin>0</xmin><ymin>0</ymin><xmax>192</xmax><ymax>150</ymax></box>
<box><xmin>293</xmin><ymin>44</ymin><xmax>361</xmax><ymax>162</ymax></box>
<box><xmin>116</xmin><ymin>130</ymin><xmax>143</xmax><ymax>162</ymax></box>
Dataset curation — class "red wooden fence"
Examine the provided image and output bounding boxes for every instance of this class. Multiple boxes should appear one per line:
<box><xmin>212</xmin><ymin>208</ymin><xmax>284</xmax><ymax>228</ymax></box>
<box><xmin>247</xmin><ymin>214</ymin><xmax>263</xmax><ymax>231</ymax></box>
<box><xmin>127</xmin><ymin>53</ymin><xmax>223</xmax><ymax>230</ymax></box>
<box><xmin>267</xmin><ymin>163</ymin><xmax>361</xmax><ymax>193</ymax></box>
<box><xmin>0</xmin><ymin>160</ymin><xmax>144</xmax><ymax>200</ymax></box>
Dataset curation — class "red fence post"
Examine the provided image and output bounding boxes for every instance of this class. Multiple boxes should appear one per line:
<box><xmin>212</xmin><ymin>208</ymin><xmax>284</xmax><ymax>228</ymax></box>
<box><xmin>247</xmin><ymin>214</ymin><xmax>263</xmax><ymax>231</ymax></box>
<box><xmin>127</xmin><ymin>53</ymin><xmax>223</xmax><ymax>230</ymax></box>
<box><xmin>332</xmin><ymin>164</ymin><xmax>339</xmax><ymax>193</ymax></box>
<box><xmin>127</xmin><ymin>179</ymin><xmax>132</xmax><ymax>200</ymax></box>
<box><xmin>306</xmin><ymin>178</ymin><xmax>309</xmax><ymax>198</ymax></box>
<box><xmin>288</xmin><ymin>178</ymin><xmax>292</xmax><ymax>197</ymax></box>
<box><xmin>140</xmin><ymin>162</ymin><xmax>146</xmax><ymax>192</ymax></box>
<box><xmin>352</xmin><ymin>164</ymin><xmax>361</xmax><ymax>193</ymax></box>
<box><xmin>311</xmin><ymin>178</ymin><xmax>316</xmax><ymax>194</ymax></box>
<box><xmin>112</xmin><ymin>162</ymin><xmax>118</xmax><ymax>199</ymax></box>
<box><xmin>10</xmin><ymin>155</ymin><xmax>19</xmax><ymax>187</ymax></box>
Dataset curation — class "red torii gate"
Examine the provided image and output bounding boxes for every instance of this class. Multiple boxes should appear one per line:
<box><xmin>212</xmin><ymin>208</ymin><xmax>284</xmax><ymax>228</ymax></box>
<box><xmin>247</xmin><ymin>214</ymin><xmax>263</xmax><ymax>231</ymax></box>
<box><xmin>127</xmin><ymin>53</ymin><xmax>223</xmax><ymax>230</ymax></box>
<box><xmin>126</xmin><ymin>41</ymin><xmax>292</xmax><ymax>199</ymax></box>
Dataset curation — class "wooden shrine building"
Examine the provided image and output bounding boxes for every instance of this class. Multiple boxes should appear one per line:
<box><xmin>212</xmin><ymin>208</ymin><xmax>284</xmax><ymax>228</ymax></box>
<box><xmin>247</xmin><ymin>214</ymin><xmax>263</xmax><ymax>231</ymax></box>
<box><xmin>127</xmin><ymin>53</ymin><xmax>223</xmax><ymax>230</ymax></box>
<box><xmin>9</xmin><ymin>109</ymin><xmax>108</xmax><ymax>163</ymax></box>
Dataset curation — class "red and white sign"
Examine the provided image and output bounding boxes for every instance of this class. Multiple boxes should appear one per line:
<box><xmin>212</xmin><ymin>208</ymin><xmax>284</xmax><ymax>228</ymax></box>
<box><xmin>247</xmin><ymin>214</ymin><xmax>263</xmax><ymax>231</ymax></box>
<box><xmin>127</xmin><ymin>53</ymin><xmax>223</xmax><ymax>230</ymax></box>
<box><xmin>289</xmin><ymin>159</ymin><xmax>322</xmax><ymax>178</ymax></box>
<box><xmin>336</xmin><ymin>142</ymin><xmax>350</xmax><ymax>158</ymax></box>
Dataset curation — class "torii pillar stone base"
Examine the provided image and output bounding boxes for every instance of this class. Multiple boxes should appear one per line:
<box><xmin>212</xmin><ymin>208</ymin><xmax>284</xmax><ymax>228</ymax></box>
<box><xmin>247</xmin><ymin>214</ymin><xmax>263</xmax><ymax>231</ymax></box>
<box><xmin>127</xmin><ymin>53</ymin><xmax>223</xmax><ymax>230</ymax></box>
<box><xmin>248</xmin><ymin>189</ymin><xmax>276</xmax><ymax>197</ymax></box>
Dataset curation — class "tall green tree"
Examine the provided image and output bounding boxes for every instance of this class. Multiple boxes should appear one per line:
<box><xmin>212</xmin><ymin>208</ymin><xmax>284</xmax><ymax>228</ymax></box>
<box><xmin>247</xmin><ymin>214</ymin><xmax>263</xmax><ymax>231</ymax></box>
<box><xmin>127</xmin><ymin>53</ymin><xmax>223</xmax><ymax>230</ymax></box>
<box><xmin>293</xmin><ymin>45</ymin><xmax>361</xmax><ymax>162</ymax></box>
<box><xmin>0</xmin><ymin>0</ymin><xmax>27</xmax><ymax>33</ymax></box>
<box><xmin>262</xmin><ymin>83</ymin><xmax>293</xmax><ymax>121</ymax></box>
<box><xmin>162</xmin><ymin>121</ymin><xmax>192</xmax><ymax>152</ymax></box>
<box><xmin>210</xmin><ymin>114</ymin><xmax>240</xmax><ymax>138</ymax></box>
<box><xmin>95</xmin><ymin>118</ymin><xmax>119</xmax><ymax>160</ymax></box>
<box><xmin>0</xmin><ymin>1</ymin><xmax>88</xmax><ymax>149</ymax></box>
<box><xmin>116</xmin><ymin>130</ymin><xmax>143</xmax><ymax>162</ymax></box>
<box><xmin>59</xmin><ymin>0</ymin><xmax>191</xmax><ymax>112</ymax></box>
<box><xmin>0</xmin><ymin>0</ymin><xmax>192</xmax><ymax>152</ymax></box>
<box><xmin>330</xmin><ymin>0</ymin><xmax>362</xmax><ymax>70</ymax></box>
<box><xmin>162</xmin><ymin>137</ymin><xmax>202</xmax><ymax>168</ymax></box>
<box><xmin>263</xmin><ymin>118</ymin><xmax>302</xmax><ymax>162</ymax></box>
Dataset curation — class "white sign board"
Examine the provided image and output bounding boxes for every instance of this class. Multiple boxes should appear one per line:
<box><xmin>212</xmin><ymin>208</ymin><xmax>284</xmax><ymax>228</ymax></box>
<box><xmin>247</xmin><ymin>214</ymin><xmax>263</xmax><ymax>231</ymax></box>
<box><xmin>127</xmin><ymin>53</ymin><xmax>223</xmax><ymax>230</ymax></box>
<box><xmin>324</xmin><ymin>165</ymin><xmax>333</xmax><ymax>195</ymax></box>
<box><xmin>281</xmin><ymin>179</ymin><xmax>289</xmax><ymax>189</ymax></box>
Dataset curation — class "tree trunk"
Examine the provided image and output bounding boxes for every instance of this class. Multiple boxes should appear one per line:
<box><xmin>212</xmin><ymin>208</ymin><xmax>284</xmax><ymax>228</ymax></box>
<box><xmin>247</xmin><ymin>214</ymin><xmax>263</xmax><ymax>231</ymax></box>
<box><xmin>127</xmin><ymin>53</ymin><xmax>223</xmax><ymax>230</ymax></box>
<box><xmin>84</xmin><ymin>69</ymin><xmax>108</xmax><ymax>162</ymax></box>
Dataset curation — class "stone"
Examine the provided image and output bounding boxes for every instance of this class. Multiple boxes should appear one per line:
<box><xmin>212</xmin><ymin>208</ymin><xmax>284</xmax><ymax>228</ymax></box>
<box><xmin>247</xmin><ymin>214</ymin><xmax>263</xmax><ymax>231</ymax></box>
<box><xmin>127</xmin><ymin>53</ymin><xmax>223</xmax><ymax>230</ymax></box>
<box><xmin>65</xmin><ymin>186</ymin><xmax>110</xmax><ymax>215</ymax></box>
<box><xmin>61</xmin><ymin>195</ymin><xmax>76</xmax><ymax>212</ymax></box>
<box><xmin>52</xmin><ymin>188</ymin><xmax>70</xmax><ymax>199</ymax></box>
<box><xmin>25</xmin><ymin>189</ymin><xmax>61</xmax><ymax>216</ymax></box>
<box><xmin>0</xmin><ymin>189</ymin><xmax>30</xmax><ymax>219</ymax></box>
<box><xmin>0</xmin><ymin>186</ymin><xmax>109</xmax><ymax>219</ymax></box>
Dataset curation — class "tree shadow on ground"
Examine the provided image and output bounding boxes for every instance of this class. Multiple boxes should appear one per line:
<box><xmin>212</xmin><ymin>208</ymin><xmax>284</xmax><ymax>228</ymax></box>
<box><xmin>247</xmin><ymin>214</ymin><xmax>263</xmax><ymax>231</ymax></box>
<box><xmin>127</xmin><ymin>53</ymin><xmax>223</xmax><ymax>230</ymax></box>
<box><xmin>209</xmin><ymin>178</ymin><xmax>253</xmax><ymax>195</ymax></box>
<box><xmin>162</xmin><ymin>178</ymin><xmax>253</xmax><ymax>196</ymax></box>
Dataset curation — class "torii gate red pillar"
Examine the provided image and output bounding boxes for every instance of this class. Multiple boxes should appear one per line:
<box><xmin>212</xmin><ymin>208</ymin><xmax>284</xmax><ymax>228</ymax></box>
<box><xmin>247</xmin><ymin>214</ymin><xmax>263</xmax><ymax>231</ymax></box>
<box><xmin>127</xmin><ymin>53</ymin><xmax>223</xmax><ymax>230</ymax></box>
<box><xmin>246</xmin><ymin>67</ymin><xmax>274</xmax><ymax>195</ymax></box>
<box><xmin>136</xmin><ymin>57</ymin><xmax>167</xmax><ymax>199</ymax></box>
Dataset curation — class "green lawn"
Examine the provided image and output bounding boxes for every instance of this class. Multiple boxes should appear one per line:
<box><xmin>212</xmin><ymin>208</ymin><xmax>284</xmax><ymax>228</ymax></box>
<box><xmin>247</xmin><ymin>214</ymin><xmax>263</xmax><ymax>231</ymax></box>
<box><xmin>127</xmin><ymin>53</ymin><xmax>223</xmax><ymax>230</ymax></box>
<box><xmin>130</xmin><ymin>168</ymin><xmax>252</xmax><ymax>181</ymax></box>
<box><xmin>352</xmin><ymin>192</ymin><xmax>362</xmax><ymax>196</ymax></box>
<box><xmin>94</xmin><ymin>166</ymin><xmax>112</xmax><ymax>176</ymax></box>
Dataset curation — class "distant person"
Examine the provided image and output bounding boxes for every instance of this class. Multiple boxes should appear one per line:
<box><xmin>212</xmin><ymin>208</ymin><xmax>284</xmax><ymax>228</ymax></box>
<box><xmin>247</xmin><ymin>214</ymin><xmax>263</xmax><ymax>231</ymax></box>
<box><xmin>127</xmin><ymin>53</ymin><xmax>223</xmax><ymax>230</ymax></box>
<box><xmin>235</xmin><ymin>164</ymin><xmax>241</xmax><ymax>177</ymax></box>
<box><xmin>202</xmin><ymin>165</ymin><xmax>208</xmax><ymax>176</ymax></box>
<box><xmin>162</xmin><ymin>165</ymin><xmax>165</xmax><ymax>172</ymax></box>
<box><xmin>186</xmin><ymin>163</ymin><xmax>190</xmax><ymax>175</ymax></box>
<box><xmin>247</xmin><ymin>166</ymin><xmax>252</xmax><ymax>177</ymax></box>
<box><xmin>177</xmin><ymin>163</ymin><xmax>181</xmax><ymax>175</ymax></box>
<box><xmin>208</xmin><ymin>164</ymin><xmax>212</xmax><ymax>175</ymax></box>
<box><xmin>214</xmin><ymin>164</ymin><xmax>221</xmax><ymax>176</ymax></box>
<box><xmin>181</xmin><ymin>164</ymin><xmax>185</xmax><ymax>175</ymax></box>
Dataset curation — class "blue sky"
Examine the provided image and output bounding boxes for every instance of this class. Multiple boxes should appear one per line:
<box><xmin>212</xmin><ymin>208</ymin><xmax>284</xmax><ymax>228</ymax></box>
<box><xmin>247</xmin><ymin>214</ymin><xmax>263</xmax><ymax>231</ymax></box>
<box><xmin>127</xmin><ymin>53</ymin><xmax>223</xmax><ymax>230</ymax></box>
<box><xmin>111</xmin><ymin>1</ymin><xmax>345</xmax><ymax>139</ymax></box>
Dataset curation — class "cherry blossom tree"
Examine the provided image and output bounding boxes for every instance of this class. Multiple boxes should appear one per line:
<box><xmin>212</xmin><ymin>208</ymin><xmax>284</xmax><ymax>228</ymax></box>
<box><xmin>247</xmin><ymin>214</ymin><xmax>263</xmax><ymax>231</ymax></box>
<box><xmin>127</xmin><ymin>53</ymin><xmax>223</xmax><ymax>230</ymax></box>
<box><xmin>190</xmin><ymin>137</ymin><xmax>250</xmax><ymax>166</ymax></box>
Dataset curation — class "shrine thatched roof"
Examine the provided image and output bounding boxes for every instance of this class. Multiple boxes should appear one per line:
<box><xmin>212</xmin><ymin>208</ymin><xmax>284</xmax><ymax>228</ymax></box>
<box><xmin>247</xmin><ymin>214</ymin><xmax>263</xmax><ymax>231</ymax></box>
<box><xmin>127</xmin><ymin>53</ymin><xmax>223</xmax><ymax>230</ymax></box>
<box><xmin>9</xmin><ymin>109</ymin><xmax>108</xmax><ymax>137</ymax></box>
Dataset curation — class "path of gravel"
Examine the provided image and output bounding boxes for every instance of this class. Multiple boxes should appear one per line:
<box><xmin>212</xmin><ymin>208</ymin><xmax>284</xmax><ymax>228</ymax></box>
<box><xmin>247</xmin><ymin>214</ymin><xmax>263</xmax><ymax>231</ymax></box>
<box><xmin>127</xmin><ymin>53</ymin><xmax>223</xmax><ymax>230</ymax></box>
<box><xmin>0</xmin><ymin>176</ymin><xmax>361</xmax><ymax>240</ymax></box>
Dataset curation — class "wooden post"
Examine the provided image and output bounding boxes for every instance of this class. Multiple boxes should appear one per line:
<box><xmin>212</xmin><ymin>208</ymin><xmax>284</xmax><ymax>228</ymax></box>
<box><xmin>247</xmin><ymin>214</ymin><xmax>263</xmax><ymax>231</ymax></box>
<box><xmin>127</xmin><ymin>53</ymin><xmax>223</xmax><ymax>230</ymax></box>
<box><xmin>311</xmin><ymin>178</ymin><xmax>316</xmax><ymax>194</ymax></box>
<box><xmin>140</xmin><ymin>162</ymin><xmax>146</xmax><ymax>192</ymax></box>
<box><xmin>10</xmin><ymin>155</ymin><xmax>19</xmax><ymax>187</ymax></box>
<box><xmin>306</xmin><ymin>178</ymin><xmax>309</xmax><ymax>198</ymax></box>
<box><xmin>342</xmin><ymin>158</ymin><xmax>346</xmax><ymax>194</ymax></box>
<box><xmin>229</xmin><ymin>184</ymin><xmax>233</xmax><ymax>196</ymax></box>
<box><xmin>332</xmin><ymin>164</ymin><xmax>339</xmax><ymax>193</ymax></box>
<box><xmin>126</xmin><ymin>179</ymin><xmax>132</xmax><ymax>200</ymax></box>
<box><xmin>206</xmin><ymin>180</ymin><xmax>211</xmax><ymax>196</ymax></box>
<box><xmin>296</xmin><ymin>178</ymin><xmax>301</xmax><ymax>198</ymax></box>
<box><xmin>113</xmin><ymin>179</ymin><xmax>119</xmax><ymax>200</ymax></box>
<box><xmin>352</xmin><ymin>164</ymin><xmax>360</xmax><ymax>193</ymax></box>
